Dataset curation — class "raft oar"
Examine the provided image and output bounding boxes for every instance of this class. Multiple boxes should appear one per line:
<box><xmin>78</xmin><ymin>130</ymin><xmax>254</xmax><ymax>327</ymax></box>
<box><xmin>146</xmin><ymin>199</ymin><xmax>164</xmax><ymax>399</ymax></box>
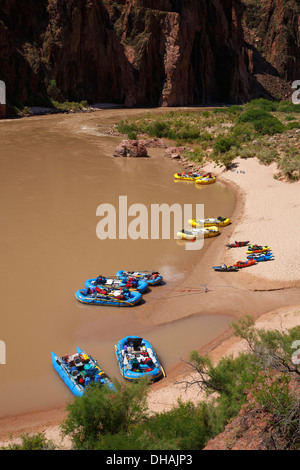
<box><xmin>123</xmin><ymin>270</ymin><xmax>156</xmax><ymax>274</ymax></box>
<box><xmin>95</xmin><ymin>292</ymin><xmax>135</xmax><ymax>306</ymax></box>
<box><xmin>95</xmin><ymin>280</ymin><xmax>139</xmax><ymax>292</ymax></box>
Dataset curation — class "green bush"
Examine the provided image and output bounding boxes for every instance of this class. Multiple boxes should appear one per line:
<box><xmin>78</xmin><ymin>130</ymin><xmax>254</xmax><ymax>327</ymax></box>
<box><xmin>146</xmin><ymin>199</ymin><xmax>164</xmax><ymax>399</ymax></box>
<box><xmin>138</xmin><ymin>401</ymin><xmax>219</xmax><ymax>450</ymax></box>
<box><xmin>256</xmin><ymin>148</ymin><xmax>278</xmax><ymax>165</ymax></box>
<box><xmin>95</xmin><ymin>401</ymin><xmax>219</xmax><ymax>451</ymax></box>
<box><xmin>213</xmin><ymin>135</ymin><xmax>235</xmax><ymax>154</ymax></box>
<box><xmin>253</xmin><ymin>117</ymin><xmax>285</xmax><ymax>135</ymax></box>
<box><xmin>238</xmin><ymin>108</ymin><xmax>272</xmax><ymax>123</ymax></box>
<box><xmin>213</xmin><ymin>106</ymin><xmax>243</xmax><ymax>116</ymax></box>
<box><xmin>146</xmin><ymin>120</ymin><xmax>170</xmax><ymax>138</ymax></box>
<box><xmin>239</xmin><ymin>147</ymin><xmax>256</xmax><ymax>159</ymax></box>
<box><xmin>285</xmin><ymin>122</ymin><xmax>300</xmax><ymax>130</ymax></box>
<box><xmin>285</xmin><ymin>116</ymin><xmax>296</xmax><ymax>121</ymax></box>
<box><xmin>252</xmin><ymin>371</ymin><xmax>296</xmax><ymax>418</ymax></box>
<box><xmin>188</xmin><ymin>350</ymin><xmax>260</xmax><ymax>424</ymax></box>
<box><xmin>278</xmin><ymin>153</ymin><xmax>300</xmax><ymax>181</ymax></box>
<box><xmin>232</xmin><ymin>123</ymin><xmax>256</xmax><ymax>143</ymax></box>
<box><xmin>61</xmin><ymin>380</ymin><xmax>149</xmax><ymax>450</ymax></box>
<box><xmin>246</xmin><ymin>98</ymin><xmax>278</xmax><ymax>112</ymax></box>
<box><xmin>238</xmin><ymin>108</ymin><xmax>285</xmax><ymax>135</ymax></box>
<box><xmin>127</xmin><ymin>130</ymin><xmax>138</xmax><ymax>140</ymax></box>
<box><xmin>277</xmin><ymin>101</ymin><xmax>300</xmax><ymax>114</ymax></box>
<box><xmin>184</xmin><ymin>147</ymin><xmax>205</xmax><ymax>164</ymax></box>
<box><xmin>1</xmin><ymin>433</ymin><xmax>56</xmax><ymax>450</ymax></box>
<box><xmin>116</xmin><ymin>120</ymin><xmax>139</xmax><ymax>135</ymax></box>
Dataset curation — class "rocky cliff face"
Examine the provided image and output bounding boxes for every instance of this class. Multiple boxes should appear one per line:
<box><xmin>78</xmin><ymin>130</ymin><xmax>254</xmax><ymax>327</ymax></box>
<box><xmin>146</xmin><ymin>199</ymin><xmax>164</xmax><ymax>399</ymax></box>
<box><xmin>242</xmin><ymin>0</ymin><xmax>299</xmax><ymax>82</ymax></box>
<box><xmin>0</xmin><ymin>0</ymin><xmax>297</xmax><ymax>107</ymax></box>
<box><xmin>241</xmin><ymin>0</ymin><xmax>300</xmax><ymax>99</ymax></box>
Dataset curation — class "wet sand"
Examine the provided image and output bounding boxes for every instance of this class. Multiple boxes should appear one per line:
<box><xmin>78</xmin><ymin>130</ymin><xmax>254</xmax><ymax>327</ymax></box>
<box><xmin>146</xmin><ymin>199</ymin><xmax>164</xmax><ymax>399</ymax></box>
<box><xmin>0</xmin><ymin>109</ymin><xmax>300</xmax><ymax>447</ymax></box>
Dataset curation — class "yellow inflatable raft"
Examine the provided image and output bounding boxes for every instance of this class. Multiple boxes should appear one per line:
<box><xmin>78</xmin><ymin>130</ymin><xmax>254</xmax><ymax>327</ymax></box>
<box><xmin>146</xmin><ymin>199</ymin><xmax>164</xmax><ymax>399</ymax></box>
<box><xmin>195</xmin><ymin>175</ymin><xmax>216</xmax><ymax>185</ymax></box>
<box><xmin>177</xmin><ymin>226</ymin><xmax>219</xmax><ymax>240</ymax></box>
<box><xmin>188</xmin><ymin>217</ymin><xmax>230</xmax><ymax>227</ymax></box>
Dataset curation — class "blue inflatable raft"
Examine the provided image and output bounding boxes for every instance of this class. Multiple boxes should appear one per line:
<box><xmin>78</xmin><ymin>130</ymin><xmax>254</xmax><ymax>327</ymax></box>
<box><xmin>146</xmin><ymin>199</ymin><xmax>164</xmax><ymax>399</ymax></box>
<box><xmin>51</xmin><ymin>347</ymin><xmax>115</xmax><ymax>397</ymax></box>
<box><xmin>75</xmin><ymin>287</ymin><xmax>142</xmax><ymax>307</ymax></box>
<box><xmin>116</xmin><ymin>270</ymin><xmax>163</xmax><ymax>286</ymax></box>
<box><xmin>84</xmin><ymin>275</ymin><xmax>148</xmax><ymax>293</ymax></box>
<box><xmin>247</xmin><ymin>252</ymin><xmax>274</xmax><ymax>262</ymax></box>
<box><xmin>115</xmin><ymin>336</ymin><xmax>165</xmax><ymax>382</ymax></box>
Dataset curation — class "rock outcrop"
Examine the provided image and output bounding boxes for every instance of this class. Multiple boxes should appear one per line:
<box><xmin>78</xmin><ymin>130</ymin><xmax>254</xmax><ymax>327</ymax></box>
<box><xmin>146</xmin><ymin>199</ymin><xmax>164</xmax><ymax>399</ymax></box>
<box><xmin>204</xmin><ymin>374</ymin><xmax>300</xmax><ymax>451</ymax></box>
<box><xmin>0</xmin><ymin>0</ymin><xmax>298</xmax><ymax>108</ymax></box>
<box><xmin>113</xmin><ymin>139</ymin><xmax>148</xmax><ymax>157</ymax></box>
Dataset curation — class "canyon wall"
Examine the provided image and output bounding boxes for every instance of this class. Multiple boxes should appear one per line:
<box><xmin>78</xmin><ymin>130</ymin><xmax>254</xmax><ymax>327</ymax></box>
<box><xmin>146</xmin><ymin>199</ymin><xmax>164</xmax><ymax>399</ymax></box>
<box><xmin>0</xmin><ymin>0</ymin><xmax>298</xmax><ymax>107</ymax></box>
<box><xmin>242</xmin><ymin>0</ymin><xmax>299</xmax><ymax>82</ymax></box>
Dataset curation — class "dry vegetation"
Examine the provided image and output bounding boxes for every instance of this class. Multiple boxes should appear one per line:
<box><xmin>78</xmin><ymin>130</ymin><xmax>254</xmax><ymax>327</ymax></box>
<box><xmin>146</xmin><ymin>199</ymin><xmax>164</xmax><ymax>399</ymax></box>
<box><xmin>116</xmin><ymin>99</ymin><xmax>300</xmax><ymax>180</ymax></box>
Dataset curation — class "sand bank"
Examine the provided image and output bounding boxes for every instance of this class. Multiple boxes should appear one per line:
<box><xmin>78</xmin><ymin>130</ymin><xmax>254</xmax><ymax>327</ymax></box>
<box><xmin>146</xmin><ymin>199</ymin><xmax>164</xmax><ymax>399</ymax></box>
<box><xmin>1</xmin><ymin>155</ymin><xmax>299</xmax><ymax>448</ymax></box>
<box><xmin>200</xmin><ymin>157</ymin><xmax>300</xmax><ymax>289</ymax></box>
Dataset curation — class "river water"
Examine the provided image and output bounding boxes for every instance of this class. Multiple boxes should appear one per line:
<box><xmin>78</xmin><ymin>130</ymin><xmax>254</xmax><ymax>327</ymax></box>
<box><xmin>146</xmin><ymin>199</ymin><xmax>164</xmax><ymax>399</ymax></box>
<box><xmin>0</xmin><ymin>108</ymin><xmax>235</xmax><ymax>417</ymax></box>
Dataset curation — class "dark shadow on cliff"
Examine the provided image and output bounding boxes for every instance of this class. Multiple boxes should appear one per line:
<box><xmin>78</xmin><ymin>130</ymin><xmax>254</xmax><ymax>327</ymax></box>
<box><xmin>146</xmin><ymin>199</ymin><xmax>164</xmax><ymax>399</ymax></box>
<box><xmin>244</xmin><ymin>41</ymin><xmax>293</xmax><ymax>100</ymax></box>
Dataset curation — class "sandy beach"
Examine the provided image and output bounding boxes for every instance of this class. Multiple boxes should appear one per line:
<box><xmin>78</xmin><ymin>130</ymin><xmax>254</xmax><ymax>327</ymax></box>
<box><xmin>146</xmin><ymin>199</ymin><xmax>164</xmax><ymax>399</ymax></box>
<box><xmin>201</xmin><ymin>157</ymin><xmax>300</xmax><ymax>288</ymax></box>
<box><xmin>0</xmin><ymin>154</ymin><xmax>299</xmax><ymax>449</ymax></box>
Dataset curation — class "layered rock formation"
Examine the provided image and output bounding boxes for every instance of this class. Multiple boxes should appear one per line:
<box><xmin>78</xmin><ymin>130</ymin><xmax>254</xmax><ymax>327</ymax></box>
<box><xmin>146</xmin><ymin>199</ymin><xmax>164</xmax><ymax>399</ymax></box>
<box><xmin>242</xmin><ymin>0</ymin><xmax>300</xmax><ymax>82</ymax></box>
<box><xmin>0</xmin><ymin>0</ymin><xmax>298</xmax><ymax>107</ymax></box>
<box><xmin>241</xmin><ymin>0</ymin><xmax>300</xmax><ymax>100</ymax></box>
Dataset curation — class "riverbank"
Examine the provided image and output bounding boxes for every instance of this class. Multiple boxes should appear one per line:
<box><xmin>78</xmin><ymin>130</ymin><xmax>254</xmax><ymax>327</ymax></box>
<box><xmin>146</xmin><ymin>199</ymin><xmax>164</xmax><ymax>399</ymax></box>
<box><xmin>0</xmin><ymin>149</ymin><xmax>299</xmax><ymax>448</ymax></box>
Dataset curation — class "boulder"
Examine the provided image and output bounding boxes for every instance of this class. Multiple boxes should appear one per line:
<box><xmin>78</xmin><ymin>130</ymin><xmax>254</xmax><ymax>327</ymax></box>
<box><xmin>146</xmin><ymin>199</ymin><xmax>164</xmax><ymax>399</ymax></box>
<box><xmin>165</xmin><ymin>146</ymin><xmax>191</xmax><ymax>159</ymax></box>
<box><xmin>113</xmin><ymin>140</ymin><xmax>148</xmax><ymax>158</ymax></box>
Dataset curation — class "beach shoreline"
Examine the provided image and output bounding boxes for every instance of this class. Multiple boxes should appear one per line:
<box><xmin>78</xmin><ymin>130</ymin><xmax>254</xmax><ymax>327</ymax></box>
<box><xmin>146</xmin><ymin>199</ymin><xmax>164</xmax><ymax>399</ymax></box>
<box><xmin>1</xmin><ymin>126</ymin><xmax>300</xmax><ymax>448</ymax></box>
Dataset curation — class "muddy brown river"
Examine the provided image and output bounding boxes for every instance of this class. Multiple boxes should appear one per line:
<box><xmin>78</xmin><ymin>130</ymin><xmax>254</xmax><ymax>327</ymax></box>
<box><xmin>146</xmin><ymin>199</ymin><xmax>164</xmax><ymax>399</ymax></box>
<box><xmin>0</xmin><ymin>108</ymin><xmax>236</xmax><ymax>417</ymax></box>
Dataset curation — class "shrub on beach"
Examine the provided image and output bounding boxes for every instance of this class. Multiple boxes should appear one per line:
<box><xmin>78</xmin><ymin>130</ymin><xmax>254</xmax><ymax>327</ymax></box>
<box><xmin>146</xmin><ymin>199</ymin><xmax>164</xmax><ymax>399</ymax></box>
<box><xmin>213</xmin><ymin>135</ymin><xmax>235</xmax><ymax>154</ymax></box>
<box><xmin>94</xmin><ymin>401</ymin><xmax>220</xmax><ymax>451</ymax></box>
<box><xmin>117</xmin><ymin>120</ymin><xmax>139</xmax><ymax>136</ymax></box>
<box><xmin>1</xmin><ymin>432</ymin><xmax>56</xmax><ymax>450</ymax></box>
<box><xmin>237</xmin><ymin>108</ymin><xmax>270</xmax><ymax>123</ymax></box>
<box><xmin>184</xmin><ymin>147</ymin><xmax>205</xmax><ymax>164</ymax></box>
<box><xmin>278</xmin><ymin>153</ymin><xmax>300</xmax><ymax>181</ymax></box>
<box><xmin>213</xmin><ymin>105</ymin><xmax>243</xmax><ymax>116</ymax></box>
<box><xmin>127</xmin><ymin>130</ymin><xmax>138</xmax><ymax>139</ymax></box>
<box><xmin>237</xmin><ymin>108</ymin><xmax>285</xmax><ymax>135</ymax></box>
<box><xmin>256</xmin><ymin>147</ymin><xmax>279</xmax><ymax>165</ymax></box>
<box><xmin>232</xmin><ymin>122</ymin><xmax>256</xmax><ymax>143</ymax></box>
<box><xmin>252</xmin><ymin>117</ymin><xmax>285</xmax><ymax>135</ymax></box>
<box><xmin>61</xmin><ymin>379</ymin><xmax>149</xmax><ymax>450</ymax></box>
<box><xmin>146</xmin><ymin>120</ymin><xmax>171</xmax><ymax>138</ymax></box>
<box><xmin>246</xmin><ymin>98</ymin><xmax>278</xmax><ymax>112</ymax></box>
